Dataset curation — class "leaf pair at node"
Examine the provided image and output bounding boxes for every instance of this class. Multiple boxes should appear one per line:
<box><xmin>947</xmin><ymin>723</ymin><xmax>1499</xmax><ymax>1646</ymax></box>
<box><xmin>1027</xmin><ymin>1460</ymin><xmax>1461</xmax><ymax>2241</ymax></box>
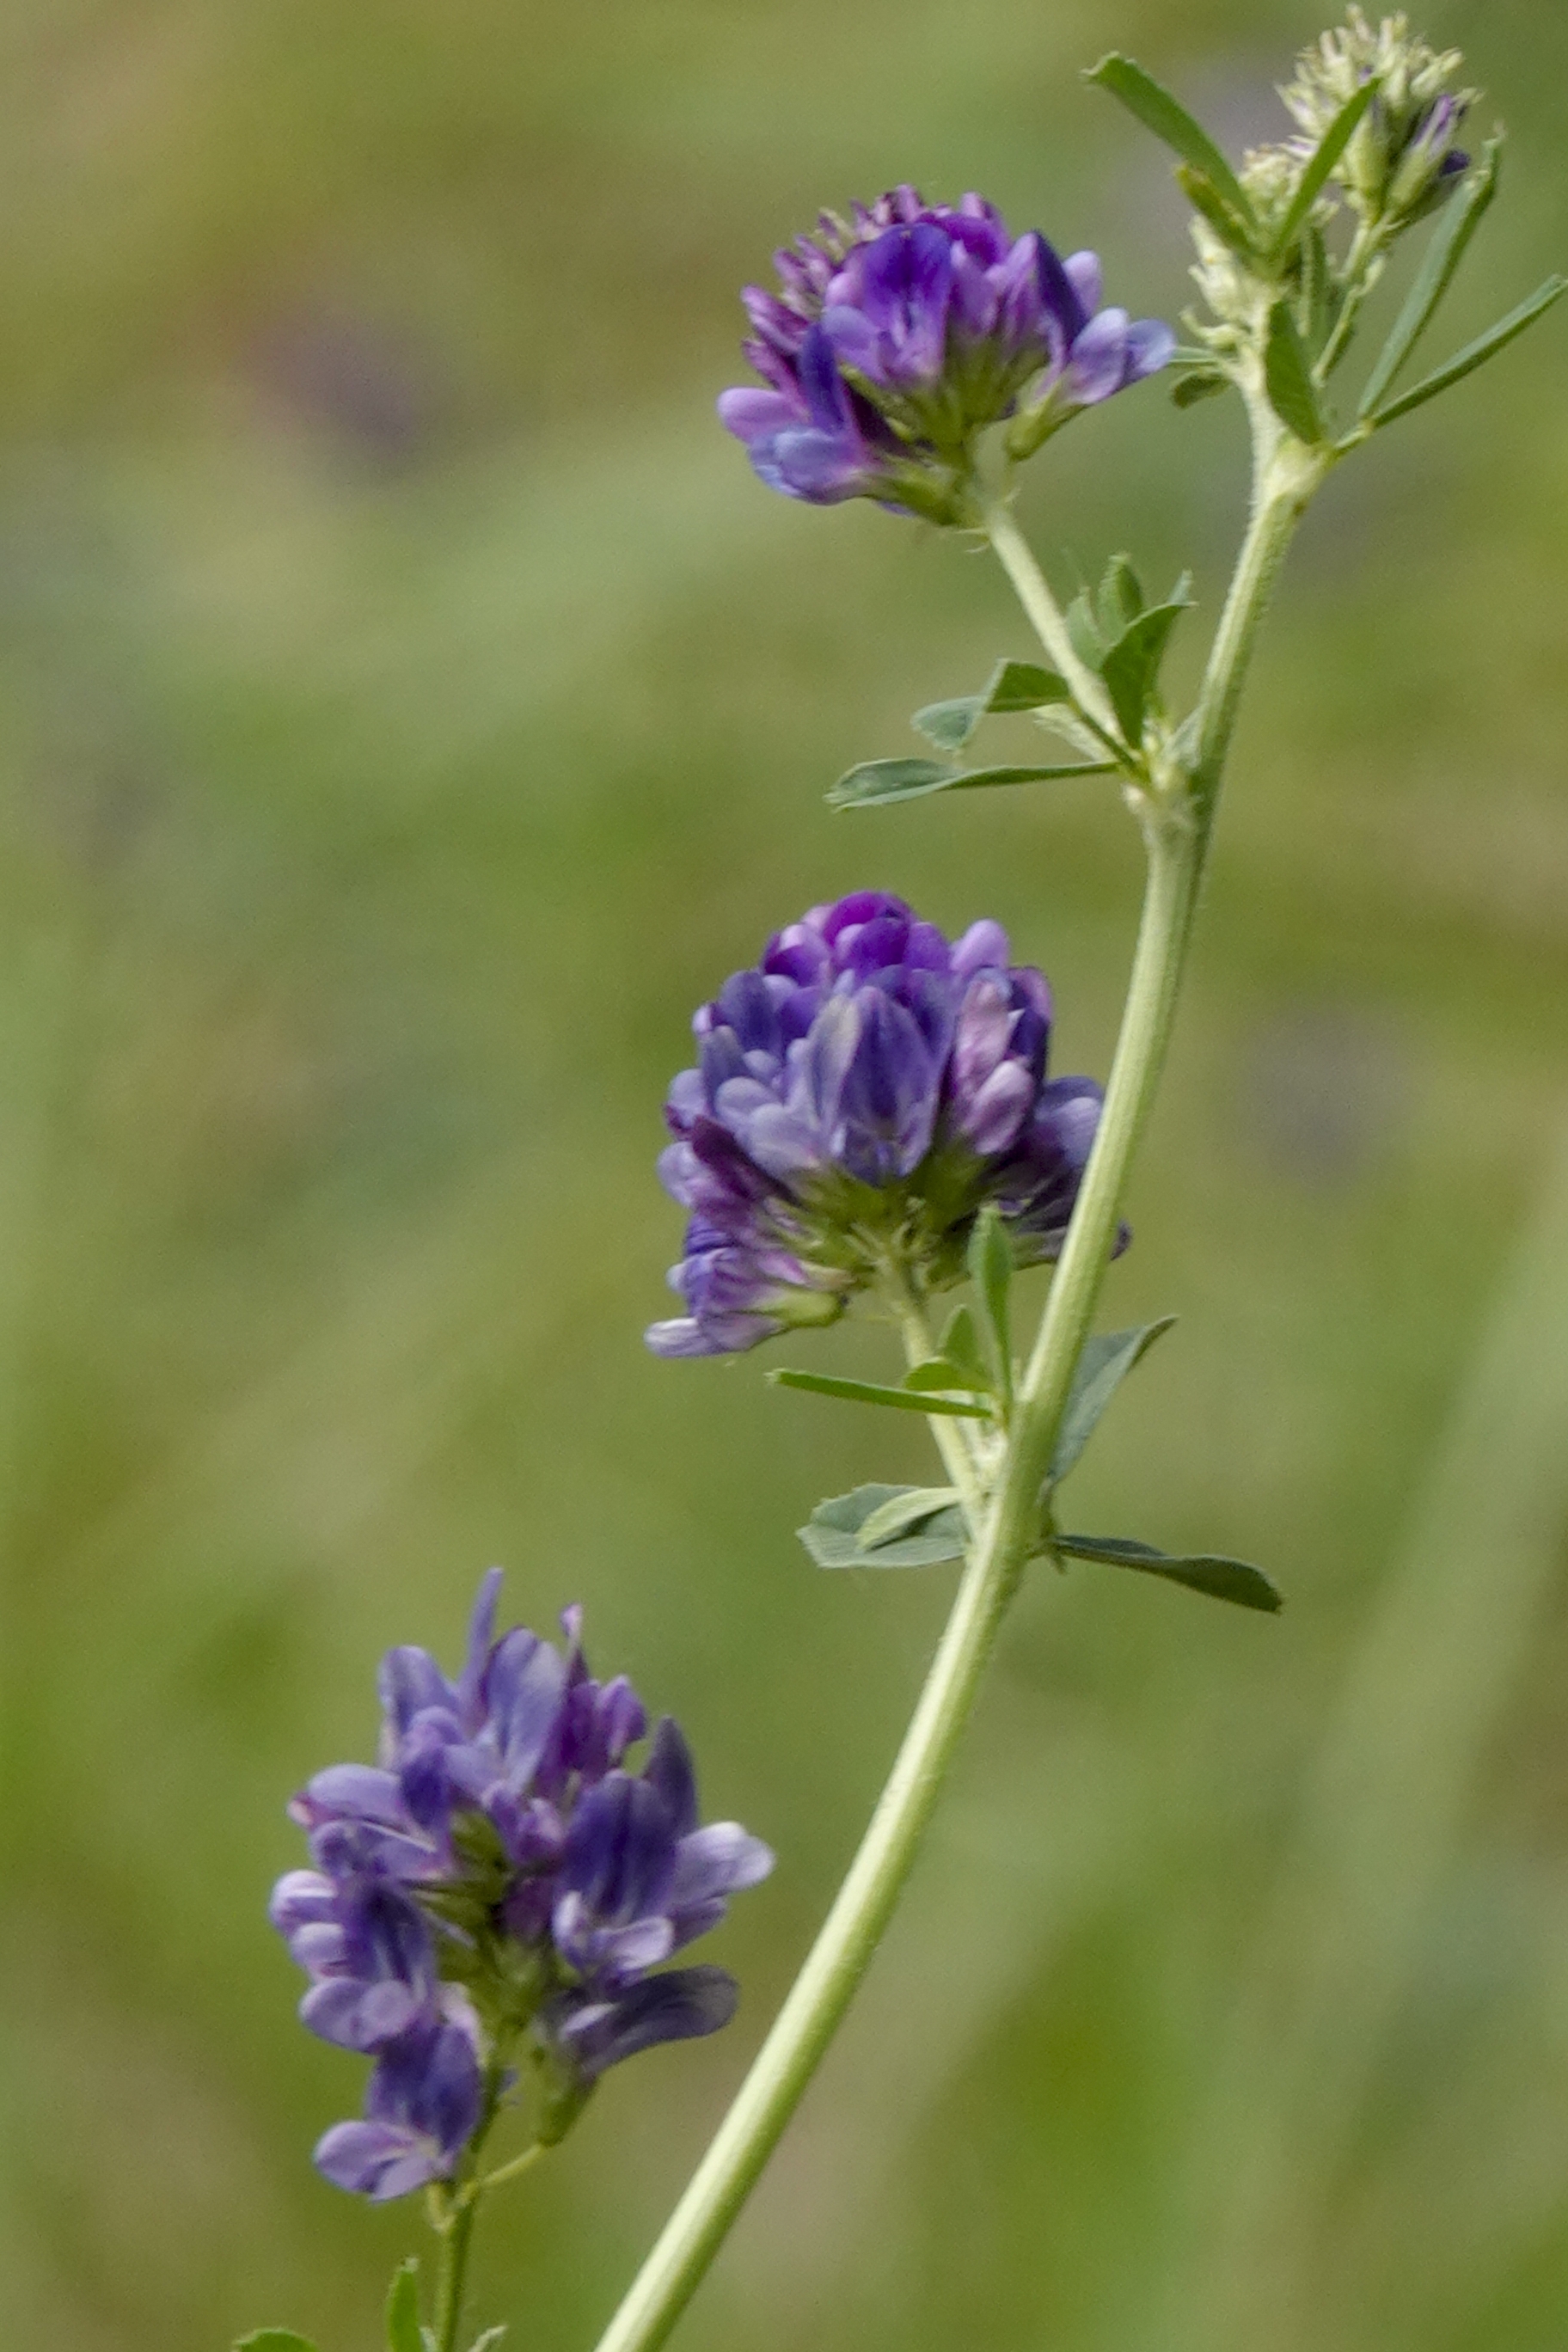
<box><xmin>829</xmin><ymin>657</ymin><xmax>1118</xmax><ymax>811</ymax></box>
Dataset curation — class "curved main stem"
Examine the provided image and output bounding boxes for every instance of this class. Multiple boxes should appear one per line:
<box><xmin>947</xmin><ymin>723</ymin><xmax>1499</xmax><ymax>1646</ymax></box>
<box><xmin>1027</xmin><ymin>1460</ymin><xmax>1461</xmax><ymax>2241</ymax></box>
<box><xmin>587</xmin><ymin>428</ymin><xmax>1318</xmax><ymax>2352</ymax></box>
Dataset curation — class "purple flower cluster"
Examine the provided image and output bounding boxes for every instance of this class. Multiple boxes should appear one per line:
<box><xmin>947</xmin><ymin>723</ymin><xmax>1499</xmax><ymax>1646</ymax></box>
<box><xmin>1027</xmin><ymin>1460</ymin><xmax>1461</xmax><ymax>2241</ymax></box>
<box><xmin>272</xmin><ymin>1572</ymin><xmax>772</xmax><ymax>2198</ymax></box>
<box><xmin>719</xmin><ymin>188</ymin><xmax>1173</xmax><ymax>518</ymax></box>
<box><xmin>648</xmin><ymin>893</ymin><xmax>1112</xmax><ymax>1359</ymax></box>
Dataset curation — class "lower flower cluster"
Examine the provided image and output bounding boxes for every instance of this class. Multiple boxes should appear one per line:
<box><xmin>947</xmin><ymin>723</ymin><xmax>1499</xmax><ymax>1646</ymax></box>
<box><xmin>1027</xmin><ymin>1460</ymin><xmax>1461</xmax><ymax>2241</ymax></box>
<box><xmin>271</xmin><ymin>1572</ymin><xmax>772</xmax><ymax>2198</ymax></box>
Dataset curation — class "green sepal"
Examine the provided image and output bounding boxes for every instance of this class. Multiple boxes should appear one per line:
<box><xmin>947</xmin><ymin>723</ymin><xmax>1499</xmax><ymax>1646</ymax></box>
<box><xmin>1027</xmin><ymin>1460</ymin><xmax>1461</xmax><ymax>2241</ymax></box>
<box><xmin>799</xmin><ymin>1484</ymin><xmax>969</xmax><ymax>1570</ymax></box>
<box><xmin>1366</xmin><ymin>274</ymin><xmax>1566</xmax><ymax>429</ymax></box>
<box><xmin>1267</xmin><ymin>77</ymin><xmax>1380</xmax><ymax>265</ymax></box>
<box><xmin>854</xmin><ymin>1485</ymin><xmax>964</xmax><ymax>1549</ymax></box>
<box><xmin>769</xmin><ymin>1368</ymin><xmax>990</xmax><ymax>1417</ymax></box>
<box><xmin>1359</xmin><ymin>137</ymin><xmax>1501</xmax><ymax>415</ymax></box>
<box><xmin>1049</xmin><ymin>1316</ymin><xmax>1178</xmax><ymax>1485</ymax></box>
<box><xmin>967</xmin><ymin>1204</ymin><xmax>1013</xmax><ymax>1409</ymax></box>
<box><xmin>1264</xmin><ymin>301</ymin><xmax>1326</xmax><ymax>443</ymax></box>
<box><xmin>1171</xmin><ymin>367</ymin><xmax>1229</xmax><ymax>407</ymax></box>
<box><xmin>1085</xmin><ymin>55</ymin><xmax>1256</xmax><ymax>232</ymax></box>
<box><xmin>1054</xmin><ymin>1531</ymin><xmax>1283</xmax><ymax>1613</ymax></box>
<box><xmin>233</xmin><ymin>2336</ymin><xmax>320</xmax><ymax>2352</ymax></box>
<box><xmin>386</xmin><ymin>2259</ymin><xmax>424</xmax><ymax>2352</ymax></box>
<box><xmin>828</xmin><ymin>755</ymin><xmax>1113</xmax><ymax>810</ymax></box>
<box><xmin>1099</xmin><ymin>587</ymin><xmax>1192</xmax><ymax>744</ymax></box>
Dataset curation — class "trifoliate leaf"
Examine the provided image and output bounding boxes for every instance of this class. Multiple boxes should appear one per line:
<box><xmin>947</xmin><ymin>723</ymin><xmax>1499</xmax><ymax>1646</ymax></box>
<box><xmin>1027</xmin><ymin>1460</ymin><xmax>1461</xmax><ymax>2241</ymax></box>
<box><xmin>800</xmin><ymin>1485</ymin><xmax>969</xmax><ymax>1570</ymax></box>
<box><xmin>1050</xmin><ymin>1317</ymin><xmax>1178</xmax><ymax>1484</ymax></box>
<box><xmin>1055</xmin><ymin>1532</ymin><xmax>1283</xmax><ymax>1612</ymax></box>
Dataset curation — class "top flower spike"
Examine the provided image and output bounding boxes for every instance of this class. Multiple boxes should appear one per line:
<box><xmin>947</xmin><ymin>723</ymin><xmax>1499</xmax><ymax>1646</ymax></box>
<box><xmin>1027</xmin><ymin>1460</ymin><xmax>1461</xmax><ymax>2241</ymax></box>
<box><xmin>719</xmin><ymin>188</ymin><xmax>1173</xmax><ymax>524</ymax></box>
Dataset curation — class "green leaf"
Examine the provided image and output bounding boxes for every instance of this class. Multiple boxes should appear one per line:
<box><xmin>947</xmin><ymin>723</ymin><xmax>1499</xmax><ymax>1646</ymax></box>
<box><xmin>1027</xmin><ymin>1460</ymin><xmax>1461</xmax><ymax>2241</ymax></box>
<box><xmin>1099</xmin><ymin>591</ymin><xmax>1191</xmax><ymax>744</ymax></box>
<box><xmin>1096</xmin><ymin>553</ymin><xmax>1143</xmax><ymax>641</ymax></box>
<box><xmin>903</xmin><ymin>1356</ymin><xmax>989</xmax><ymax>1395</ymax></box>
<box><xmin>1269</xmin><ymin>77</ymin><xmax>1379</xmax><ymax>262</ymax></box>
<box><xmin>1050</xmin><ymin>1316</ymin><xmax>1178</xmax><ymax>1484</ymax></box>
<box><xmin>829</xmin><ymin>756</ymin><xmax>1113</xmax><ymax>810</ymax></box>
<box><xmin>1264</xmin><ymin>300</ymin><xmax>1326</xmax><ymax>442</ymax></box>
<box><xmin>1171</xmin><ymin>367</ymin><xmax>1228</xmax><ymax>407</ymax></box>
<box><xmin>387</xmin><ymin>2259</ymin><xmax>423</xmax><ymax>2352</ymax></box>
<box><xmin>938</xmin><ymin>1302</ymin><xmax>993</xmax><ymax>1391</ymax></box>
<box><xmin>799</xmin><ymin>1484</ymin><xmax>969</xmax><ymax>1570</ymax></box>
<box><xmin>1085</xmin><ymin>55</ymin><xmax>1256</xmax><ymax>230</ymax></box>
<box><xmin>234</xmin><ymin>2336</ymin><xmax>319</xmax><ymax>2352</ymax></box>
<box><xmin>1359</xmin><ymin>138</ymin><xmax>1501</xmax><ymax>416</ymax></box>
<box><xmin>769</xmin><ymin>1368</ymin><xmax>990</xmax><ymax>1417</ymax></box>
<box><xmin>1054</xmin><ymin>1532</ymin><xmax>1283</xmax><ymax>1613</ymax></box>
<box><xmin>855</xmin><ymin>1485</ymin><xmax>964</xmax><ymax>1549</ymax></box>
<box><xmin>967</xmin><ymin>1204</ymin><xmax>1013</xmax><ymax>1407</ymax></box>
<box><xmin>1368</xmin><ymin>273</ymin><xmax>1565</xmax><ymax>428</ymax></box>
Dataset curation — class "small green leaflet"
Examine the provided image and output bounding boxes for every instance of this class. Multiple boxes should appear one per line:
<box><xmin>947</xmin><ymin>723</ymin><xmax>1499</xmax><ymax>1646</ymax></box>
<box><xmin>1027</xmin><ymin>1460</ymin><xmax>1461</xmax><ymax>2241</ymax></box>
<box><xmin>234</xmin><ymin>2336</ymin><xmax>319</xmax><ymax>2352</ymax></box>
<box><xmin>1085</xmin><ymin>55</ymin><xmax>1256</xmax><ymax>233</ymax></box>
<box><xmin>1176</xmin><ymin>164</ymin><xmax>1258</xmax><ymax>262</ymax></box>
<box><xmin>1050</xmin><ymin>1317</ymin><xmax>1177</xmax><ymax>1485</ymax></box>
<box><xmin>828</xmin><ymin>756</ymin><xmax>1112</xmax><ymax>810</ymax></box>
<box><xmin>1096</xmin><ymin>552</ymin><xmax>1143</xmax><ymax>640</ymax></box>
<box><xmin>769</xmin><ymin>1368</ymin><xmax>989</xmax><ymax>1417</ymax></box>
<box><xmin>904</xmin><ymin>1355</ymin><xmax>989</xmax><ymax>1395</ymax></box>
<box><xmin>1264</xmin><ymin>301</ymin><xmax>1326</xmax><ymax>443</ymax></box>
<box><xmin>386</xmin><ymin>2259</ymin><xmax>424</xmax><ymax>2352</ymax></box>
<box><xmin>854</xmin><ymin>1485</ymin><xmax>964</xmax><ymax>1549</ymax></box>
<box><xmin>1267</xmin><ymin>77</ymin><xmax>1379</xmax><ymax>264</ymax></box>
<box><xmin>1366</xmin><ymin>274</ymin><xmax>1567</xmax><ymax>429</ymax></box>
<box><xmin>800</xmin><ymin>1484</ymin><xmax>969</xmax><ymax>1570</ymax></box>
<box><xmin>1054</xmin><ymin>1532</ymin><xmax>1283</xmax><ymax>1613</ymax></box>
<box><xmin>912</xmin><ymin>658</ymin><xmax>1073</xmax><ymax>752</ymax></box>
<box><xmin>1359</xmin><ymin>137</ymin><xmax>1501</xmax><ymax>416</ymax></box>
<box><xmin>1171</xmin><ymin>369</ymin><xmax>1228</xmax><ymax>407</ymax></box>
<box><xmin>937</xmin><ymin>1302</ymin><xmax>993</xmax><ymax>1392</ymax></box>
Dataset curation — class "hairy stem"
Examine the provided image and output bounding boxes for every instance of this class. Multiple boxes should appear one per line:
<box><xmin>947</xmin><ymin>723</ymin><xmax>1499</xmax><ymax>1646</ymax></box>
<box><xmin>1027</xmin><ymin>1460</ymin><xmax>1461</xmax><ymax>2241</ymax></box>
<box><xmin>586</xmin><ymin>421</ymin><xmax>1320</xmax><ymax>2352</ymax></box>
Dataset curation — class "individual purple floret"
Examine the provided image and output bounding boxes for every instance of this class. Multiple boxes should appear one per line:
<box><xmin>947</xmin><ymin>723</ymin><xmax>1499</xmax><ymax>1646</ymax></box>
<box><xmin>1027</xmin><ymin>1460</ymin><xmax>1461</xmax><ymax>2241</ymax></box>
<box><xmin>718</xmin><ymin>188</ymin><xmax>1173</xmax><ymax>518</ymax></box>
<box><xmin>273</xmin><ymin>1572</ymin><xmax>773</xmax><ymax>2194</ymax></box>
<box><xmin>646</xmin><ymin>893</ymin><xmax>1115</xmax><ymax>1359</ymax></box>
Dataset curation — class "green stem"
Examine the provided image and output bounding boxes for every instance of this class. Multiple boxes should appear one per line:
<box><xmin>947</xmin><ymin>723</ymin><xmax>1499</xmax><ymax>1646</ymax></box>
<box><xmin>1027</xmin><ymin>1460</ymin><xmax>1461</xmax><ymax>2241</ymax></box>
<box><xmin>586</xmin><ymin>428</ymin><xmax>1321</xmax><ymax>2352</ymax></box>
<box><xmin>435</xmin><ymin>2191</ymin><xmax>481</xmax><ymax>2352</ymax></box>
<box><xmin>982</xmin><ymin>499</ymin><xmax>1122</xmax><ymax>739</ymax></box>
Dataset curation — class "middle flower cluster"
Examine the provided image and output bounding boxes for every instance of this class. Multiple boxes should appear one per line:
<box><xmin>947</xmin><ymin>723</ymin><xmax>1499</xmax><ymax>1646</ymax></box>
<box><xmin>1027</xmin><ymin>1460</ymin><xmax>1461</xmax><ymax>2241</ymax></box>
<box><xmin>647</xmin><ymin>893</ymin><xmax>1111</xmax><ymax>1358</ymax></box>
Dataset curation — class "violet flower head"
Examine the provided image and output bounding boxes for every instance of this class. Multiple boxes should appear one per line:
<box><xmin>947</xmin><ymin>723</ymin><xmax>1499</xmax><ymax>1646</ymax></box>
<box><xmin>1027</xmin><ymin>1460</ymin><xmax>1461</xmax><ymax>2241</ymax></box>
<box><xmin>647</xmin><ymin>893</ymin><xmax>1118</xmax><ymax>1360</ymax></box>
<box><xmin>719</xmin><ymin>188</ymin><xmax>1173</xmax><ymax>520</ymax></box>
<box><xmin>273</xmin><ymin>1571</ymin><xmax>772</xmax><ymax>2193</ymax></box>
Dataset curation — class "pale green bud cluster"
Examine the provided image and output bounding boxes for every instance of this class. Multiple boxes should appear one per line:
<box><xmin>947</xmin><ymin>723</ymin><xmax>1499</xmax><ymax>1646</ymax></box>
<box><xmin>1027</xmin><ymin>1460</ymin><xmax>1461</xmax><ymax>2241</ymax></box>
<box><xmin>1281</xmin><ymin>9</ymin><xmax>1475</xmax><ymax>231</ymax></box>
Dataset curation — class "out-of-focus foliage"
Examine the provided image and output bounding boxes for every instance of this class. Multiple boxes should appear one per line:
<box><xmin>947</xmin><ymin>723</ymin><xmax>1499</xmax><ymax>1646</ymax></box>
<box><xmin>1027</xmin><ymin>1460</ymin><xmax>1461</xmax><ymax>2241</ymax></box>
<box><xmin>0</xmin><ymin>3</ymin><xmax>1565</xmax><ymax>2348</ymax></box>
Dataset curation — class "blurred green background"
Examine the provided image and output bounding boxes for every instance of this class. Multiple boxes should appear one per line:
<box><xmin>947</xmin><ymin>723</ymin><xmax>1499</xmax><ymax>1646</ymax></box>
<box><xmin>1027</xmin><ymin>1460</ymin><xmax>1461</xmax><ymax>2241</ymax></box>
<box><xmin>2</xmin><ymin>1</ymin><xmax>1566</xmax><ymax>2347</ymax></box>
